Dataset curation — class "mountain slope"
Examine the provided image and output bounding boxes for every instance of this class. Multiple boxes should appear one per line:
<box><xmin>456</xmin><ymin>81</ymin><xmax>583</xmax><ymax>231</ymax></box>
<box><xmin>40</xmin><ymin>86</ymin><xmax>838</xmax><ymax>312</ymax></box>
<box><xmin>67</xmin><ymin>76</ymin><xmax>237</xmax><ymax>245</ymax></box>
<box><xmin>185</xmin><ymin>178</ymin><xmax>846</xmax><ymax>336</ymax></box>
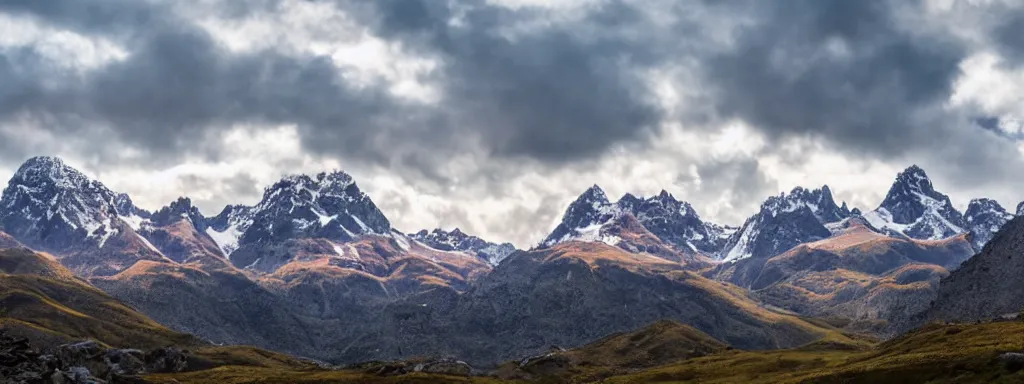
<box><xmin>716</xmin><ymin>217</ymin><xmax>973</xmax><ymax>333</ymax></box>
<box><xmin>925</xmin><ymin>216</ymin><xmax>1024</xmax><ymax>323</ymax></box>
<box><xmin>609</xmin><ymin>321</ymin><xmax>1024</xmax><ymax>384</ymax></box>
<box><xmin>0</xmin><ymin>247</ymin><xmax>200</xmax><ymax>349</ymax></box>
<box><xmin>0</xmin><ymin>229</ymin><xmax>21</xmax><ymax>249</ymax></box>
<box><xmin>90</xmin><ymin>260</ymin><xmax>321</xmax><ymax>357</ymax></box>
<box><xmin>500</xmin><ymin>319</ymin><xmax>728</xmax><ymax>381</ymax></box>
<box><xmin>331</xmin><ymin>242</ymin><xmax>843</xmax><ymax>367</ymax></box>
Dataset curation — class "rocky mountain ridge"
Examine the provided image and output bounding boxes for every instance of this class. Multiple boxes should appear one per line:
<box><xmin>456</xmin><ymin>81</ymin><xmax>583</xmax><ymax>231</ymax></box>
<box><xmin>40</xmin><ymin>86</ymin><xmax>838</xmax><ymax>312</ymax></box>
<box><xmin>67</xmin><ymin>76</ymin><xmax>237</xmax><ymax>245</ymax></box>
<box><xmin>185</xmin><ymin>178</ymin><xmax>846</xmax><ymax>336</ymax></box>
<box><xmin>543</xmin><ymin>165</ymin><xmax>1018</xmax><ymax>262</ymax></box>
<box><xmin>409</xmin><ymin>228</ymin><xmax>517</xmax><ymax>265</ymax></box>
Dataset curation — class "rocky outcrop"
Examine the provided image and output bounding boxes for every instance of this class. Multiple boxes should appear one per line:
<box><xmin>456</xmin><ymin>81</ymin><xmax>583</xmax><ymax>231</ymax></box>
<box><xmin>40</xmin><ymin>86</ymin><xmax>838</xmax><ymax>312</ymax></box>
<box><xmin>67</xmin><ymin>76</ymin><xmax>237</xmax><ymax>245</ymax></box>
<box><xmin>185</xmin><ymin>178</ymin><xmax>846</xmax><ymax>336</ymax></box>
<box><xmin>0</xmin><ymin>331</ymin><xmax>188</xmax><ymax>383</ymax></box>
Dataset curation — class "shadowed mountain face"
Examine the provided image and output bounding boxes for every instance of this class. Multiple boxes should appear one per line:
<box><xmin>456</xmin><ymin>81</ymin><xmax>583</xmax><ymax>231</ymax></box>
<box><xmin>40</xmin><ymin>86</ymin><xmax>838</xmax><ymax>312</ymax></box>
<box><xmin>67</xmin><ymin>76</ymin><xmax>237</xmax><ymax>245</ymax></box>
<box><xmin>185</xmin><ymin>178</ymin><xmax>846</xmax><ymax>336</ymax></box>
<box><xmin>964</xmin><ymin>198</ymin><xmax>1014</xmax><ymax>251</ymax></box>
<box><xmin>228</xmin><ymin>172</ymin><xmax>392</xmax><ymax>273</ymax></box>
<box><xmin>924</xmin><ymin>217</ymin><xmax>1024</xmax><ymax>324</ymax></box>
<box><xmin>328</xmin><ymin>242</ymin><xmax>831</xmax><ymax>367</ymax></box>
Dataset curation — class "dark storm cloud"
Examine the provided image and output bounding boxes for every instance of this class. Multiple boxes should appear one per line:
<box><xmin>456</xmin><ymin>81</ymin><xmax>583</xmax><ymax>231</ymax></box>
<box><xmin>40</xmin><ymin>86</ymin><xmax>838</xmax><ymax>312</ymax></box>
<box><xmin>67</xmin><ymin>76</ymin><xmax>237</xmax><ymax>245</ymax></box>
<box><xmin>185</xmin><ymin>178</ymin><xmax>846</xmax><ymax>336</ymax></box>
<box><xmin>993</xmin><ymin>11</ymin><xmax>1024</xmax><ymax>65</ymax></box>
<box><xmin>0</xmin><ymin>0</ymin><xmax>419</xmax><ymax>168</ymax></box>
<box><xmin>700</xmin><ymin>0</ymin><xmax>966</xmax><ymax>157</ymax></box>
<box><xmin>0</xmin><ymin>0</ymin><xmax>662</xmax><ymax>173</ymax></box>
<box><xmin>691</xmin><ymin>158</ymin><xmax>776</xmax><ymax>214</ymax></box>
<box><xmin>361</xmin><ymin>0</ymin><xmax>662</xmax><ymax>163</ymax></box>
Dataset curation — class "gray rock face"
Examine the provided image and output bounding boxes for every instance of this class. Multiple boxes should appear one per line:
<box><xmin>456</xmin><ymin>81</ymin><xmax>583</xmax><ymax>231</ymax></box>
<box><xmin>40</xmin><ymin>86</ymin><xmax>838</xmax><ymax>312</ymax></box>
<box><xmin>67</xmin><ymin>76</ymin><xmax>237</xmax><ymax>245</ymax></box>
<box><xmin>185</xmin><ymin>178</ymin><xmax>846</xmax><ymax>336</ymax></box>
<box><xmin>542</xmin><ymin>185</ymin><xmax>619</xmax><ymax>246</ymax></box>
<box><xmin>409</xmin><ymin>228</ymin><xmax>517</xmax><ymax>266</ymax></box>
<box><xmin>925</xmin><ymin>217</ymin><xmax>1024</xmax><ymax>324</ymax></box>
<box><xmin>720</xmin><ymin>186</ymin><xmax>849</xmax><ymax>261</ymax></box>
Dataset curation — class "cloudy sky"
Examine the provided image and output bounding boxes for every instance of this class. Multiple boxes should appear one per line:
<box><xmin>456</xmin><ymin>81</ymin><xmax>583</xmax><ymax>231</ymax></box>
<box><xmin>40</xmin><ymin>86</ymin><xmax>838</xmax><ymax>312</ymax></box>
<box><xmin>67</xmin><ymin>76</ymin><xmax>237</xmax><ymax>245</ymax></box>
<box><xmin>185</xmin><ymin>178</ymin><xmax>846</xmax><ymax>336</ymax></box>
<box><xmin>2</xmin><ymin>0</ymin><xmax>1024</xmax><ymax>248</ymax></box>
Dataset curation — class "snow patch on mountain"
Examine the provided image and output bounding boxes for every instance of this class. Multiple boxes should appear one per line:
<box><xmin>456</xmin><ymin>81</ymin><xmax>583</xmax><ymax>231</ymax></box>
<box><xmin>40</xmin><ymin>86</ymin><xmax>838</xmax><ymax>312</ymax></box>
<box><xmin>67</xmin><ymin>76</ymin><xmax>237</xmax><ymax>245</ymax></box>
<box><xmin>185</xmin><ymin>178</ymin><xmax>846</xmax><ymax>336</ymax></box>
<box><xmin>205</xmin><ymin>205</ymin><xmax>254</xmax><ymax>258</ymax></box>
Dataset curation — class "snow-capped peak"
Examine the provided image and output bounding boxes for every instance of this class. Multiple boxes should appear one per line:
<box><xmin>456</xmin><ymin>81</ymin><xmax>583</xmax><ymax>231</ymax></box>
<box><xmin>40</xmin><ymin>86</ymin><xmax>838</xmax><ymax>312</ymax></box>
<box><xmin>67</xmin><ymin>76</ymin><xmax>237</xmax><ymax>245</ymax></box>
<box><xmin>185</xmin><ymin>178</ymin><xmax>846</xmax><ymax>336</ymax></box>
<box><xmin>541</xmin><ymin>185</ymin><xmax>624</xmax><ymax>247</ymax></box>
<box><xmin>864</xmin><ymin>165</ymin><xmax>966</xmax><ymax>241</ymax></box>
<box><xmin>237</xmin><ymin>171</ymin><xmax>391</xmax><ymax>247</ymax></box>
<box><xmin>719</xmin><ymin>185</ymin><xmax>846</xmax><ymax>262</ymax></box>
<box><xmin>0</xmin><ymin>156</ymin><xmax>136</xmax><ymax>250</ymax></box>
<box><xmin>964</xmin><ymin>198</ymin><xmax>1014</xmax><ymax>251</ymax></box>
<box><xmin>541</xmin><ymin>185</ymin><xmax>729</xmax><ymax>254</ymax></box>
<box><xmin>204</xmin><ymin>205</ymin><xmax>254</xmax><ymax>258</ymax></box>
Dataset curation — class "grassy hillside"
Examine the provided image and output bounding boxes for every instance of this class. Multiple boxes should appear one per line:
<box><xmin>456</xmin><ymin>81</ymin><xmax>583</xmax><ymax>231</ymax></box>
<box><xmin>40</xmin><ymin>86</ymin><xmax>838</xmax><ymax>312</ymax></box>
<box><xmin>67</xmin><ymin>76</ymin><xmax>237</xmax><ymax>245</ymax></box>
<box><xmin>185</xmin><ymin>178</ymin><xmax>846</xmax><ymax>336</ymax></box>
<box><xmin>0</xmin><ymin>247</ymin><xmax>200</xmax><ymax>349</ymax></box>
<box><xmin>608</xmin><ymin>321</ymin><xmax>1024</xmax><ymax>384</ymax></box>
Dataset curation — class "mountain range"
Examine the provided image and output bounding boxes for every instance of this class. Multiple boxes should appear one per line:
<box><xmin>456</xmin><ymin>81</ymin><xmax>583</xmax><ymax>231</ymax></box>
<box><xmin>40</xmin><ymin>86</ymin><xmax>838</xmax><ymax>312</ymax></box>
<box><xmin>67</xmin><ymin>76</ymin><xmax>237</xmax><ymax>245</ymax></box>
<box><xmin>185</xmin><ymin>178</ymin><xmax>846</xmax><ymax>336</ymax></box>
<box><xmin>2</xmin><ymin>155</ymin><xmax>1023</xmax><ymax>375</ymax></box>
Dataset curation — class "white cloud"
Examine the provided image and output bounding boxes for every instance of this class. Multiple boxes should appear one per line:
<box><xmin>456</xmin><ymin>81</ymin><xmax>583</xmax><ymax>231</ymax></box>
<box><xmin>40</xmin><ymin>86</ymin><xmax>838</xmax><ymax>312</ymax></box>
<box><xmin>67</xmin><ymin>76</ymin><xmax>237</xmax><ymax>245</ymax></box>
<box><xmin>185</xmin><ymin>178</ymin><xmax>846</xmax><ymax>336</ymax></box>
<box><xmin>0</xmin><ymin>13</ymin><xmax>128</xmax><ymax>72</ymax></box>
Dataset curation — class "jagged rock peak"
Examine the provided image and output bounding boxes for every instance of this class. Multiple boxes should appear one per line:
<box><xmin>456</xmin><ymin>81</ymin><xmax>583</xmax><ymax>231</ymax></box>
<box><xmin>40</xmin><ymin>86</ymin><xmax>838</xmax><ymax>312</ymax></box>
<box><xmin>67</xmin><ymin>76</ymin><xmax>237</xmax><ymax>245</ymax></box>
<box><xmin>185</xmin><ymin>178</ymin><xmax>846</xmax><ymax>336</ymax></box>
<box><xmin>580</xmin><ymin>184</ymin><xmax>610</xmax><ymax>203</ymax></box>
<box><xmin>965</xmin><ymin>198</ymin><xmax>1007</xmax><ymax>219</ymax></box>
<box><xmin>866</xmin><ymin>164</ymin><xmax>965</xmax><ymax>240</ymax></box>
<box><xmin>719</xmin><ymin>185</ymin><xmax>843</xmax><ymax>262</ymax></box>
<box><xmin>262</xmin><ymin>170</ymin><xmax>357</xmax><ymax>202</ymax></box>
<box><xmin>150</xmin><ymin>197</ymin><xmax>206</xmax><ymax>229</ymax></box>
<box><xmin>894</xmin><ymin>164</ymin><xmax>931</xmax><ymax>191</ymax></box>
<box><xmin>238</xmin><ymin>169</ymin><xmax>391</xmax><ymax>248</ymax></box>
<box><xmin>760</xmin><ymin>185</ymin><xmax>849</xmax><ymax>223</ymax></box>
<box><xmin>879</xmin><ymin>165</ymin><xmax>944</xmax><ymax>214</ymax></box>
